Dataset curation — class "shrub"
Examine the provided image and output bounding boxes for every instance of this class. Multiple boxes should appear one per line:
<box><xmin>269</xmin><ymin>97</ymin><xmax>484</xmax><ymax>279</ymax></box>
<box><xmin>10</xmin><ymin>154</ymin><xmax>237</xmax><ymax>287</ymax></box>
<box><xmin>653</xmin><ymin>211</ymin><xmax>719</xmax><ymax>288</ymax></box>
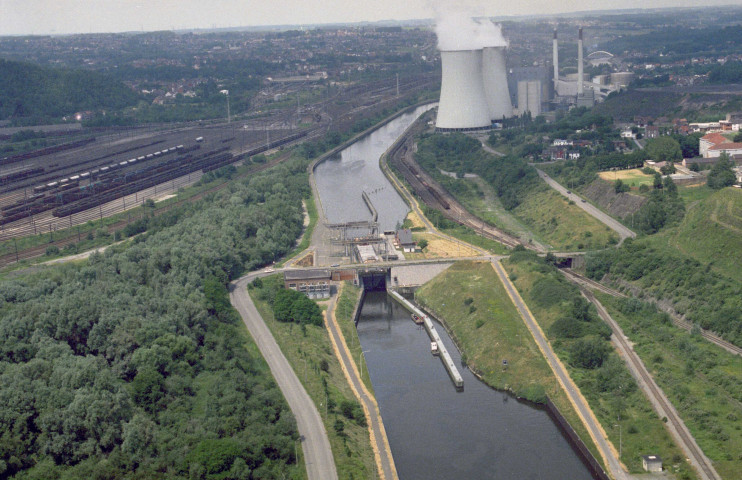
<box><xmin>569</xmin><ymin>337</ymin><xmax>610</xmax><ymax>369</ymax></box>
<box><xmin>550</xmin><ymin>316</ymin><xmax>584</xmax><ymax>339</ymax></box>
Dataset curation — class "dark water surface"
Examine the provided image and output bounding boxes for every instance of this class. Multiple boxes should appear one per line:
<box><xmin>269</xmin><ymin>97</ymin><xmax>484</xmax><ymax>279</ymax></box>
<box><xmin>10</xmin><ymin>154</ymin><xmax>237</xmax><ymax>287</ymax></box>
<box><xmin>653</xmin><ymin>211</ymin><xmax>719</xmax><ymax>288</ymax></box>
<box><xmin>357</xmin><ymin>291</ymin><xmax>595</xmax><ymax>480</ymax></box>
<box><xmin>313</xmin><ymin>105</ymin><xmax>595</xmax><ymax>479</ymax></box>
<box><xmin>313</xmin><ymin>105</ymin><xmax>433</xmax><ymax>232</ymax></box>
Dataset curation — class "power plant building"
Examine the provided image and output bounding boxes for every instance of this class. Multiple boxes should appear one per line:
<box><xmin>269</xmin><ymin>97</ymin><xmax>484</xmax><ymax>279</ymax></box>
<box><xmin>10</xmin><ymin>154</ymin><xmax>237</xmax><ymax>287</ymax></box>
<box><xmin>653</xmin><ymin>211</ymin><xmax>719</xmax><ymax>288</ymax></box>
<box><xmin>436</xmin><ymin>49</ymin><xmax>492</xmax><ymax>131</ymax></box>
<box><xmin>517</xmin><ymin>80</ymin><xmax>542</xmax><ymax>117</ymax></box>
<box><xmin>509</xmin><ymin>66</ymin><xmax>550</xmax><ymax>115</ymax></box>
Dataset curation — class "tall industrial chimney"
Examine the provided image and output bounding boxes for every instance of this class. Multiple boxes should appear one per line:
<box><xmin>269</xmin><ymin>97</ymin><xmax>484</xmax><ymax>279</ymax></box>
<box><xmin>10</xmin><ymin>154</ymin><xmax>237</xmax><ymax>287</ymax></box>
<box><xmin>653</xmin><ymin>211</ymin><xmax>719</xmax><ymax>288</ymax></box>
<box><xmin>577</xmin><ymin>27</ymin><xmax>584</xmax><ymax>96</ymax></box>
<box><xmin>482</xmin><ymin>46</ymin><xmax>513</xmax><ymax>120</ymax></box>
<box><xmin>436</xmin><ymin>49</ymin><xmax>492</xmax><ymax>131</ymax></box>
<box><xmin>553</xmin><ymin>29</ymin><xmax>559</xmax><ymax>89</ymax></box>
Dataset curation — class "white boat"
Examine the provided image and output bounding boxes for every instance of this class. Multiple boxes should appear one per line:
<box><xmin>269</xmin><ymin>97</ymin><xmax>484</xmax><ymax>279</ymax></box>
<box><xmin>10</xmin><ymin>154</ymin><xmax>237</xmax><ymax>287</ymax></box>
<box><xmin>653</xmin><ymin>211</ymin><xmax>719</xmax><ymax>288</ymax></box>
<box><xmin>431</xmin><ymin>341</ymin><xmax>439</xmax><ymax>356</ymax></box>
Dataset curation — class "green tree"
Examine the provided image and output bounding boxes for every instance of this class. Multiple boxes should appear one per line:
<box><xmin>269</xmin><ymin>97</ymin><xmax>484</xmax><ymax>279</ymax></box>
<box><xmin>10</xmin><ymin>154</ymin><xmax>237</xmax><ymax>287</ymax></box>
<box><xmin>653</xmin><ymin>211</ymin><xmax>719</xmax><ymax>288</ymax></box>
<box><xmin>614</xmin><ymin>179</ymin><xmax>630</xmax><ymax>193</ymax></box>
<box><xmin>569</xmin><ymin>337</ymin><xmax>610</xmax><ymax>369</ymax></box>
<box><xmin>646</xmin><ymin>136</ymin><xmax>682</xmax><ymax>163</ymax></box>
<box><xmin>417</xmin><ymin>238</ymin><xmax>429</xmax><ymax>250</ymax></box>
<box><xmin>130</xmin><ymin>367</ymin><xmax>164</xmax><ymax>412</ymax></box>
<box><xmin>707</xmin><ymin>153</ymin><xmax>736</xmax><ymax>189</ymax></box>
<box><xmin>660</xmin><ymin>163</ymin><xmax>676</xmax><ymax>175</ymax></box>
<box><xmin>203</xmin><ymin>276</ymin><xmax>231</xmax><ymax>319</ymax></box>
<box><xmin>653</xmin><ymin>172</ymin><xmax>663</xmax><ymax>190</ymax></box>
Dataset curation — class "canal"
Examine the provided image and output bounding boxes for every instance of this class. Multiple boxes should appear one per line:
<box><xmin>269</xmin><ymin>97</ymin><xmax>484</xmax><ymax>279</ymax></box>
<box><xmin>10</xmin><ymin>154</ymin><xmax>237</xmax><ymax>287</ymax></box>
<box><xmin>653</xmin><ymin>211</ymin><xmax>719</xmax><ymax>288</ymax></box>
<box><xmin>313</xmin><ymin>106</ymin><xmax>595</xmax><ymax>479</ymax></box>
<box><xmin>314</xmin><ymin>105</ymin><xmax>433</xmax><ymax>232</ymax></box>
<box><xmin>358</xmin><ymin>292</ymin><xmax>594</xmax><ymax>480</ymax></box>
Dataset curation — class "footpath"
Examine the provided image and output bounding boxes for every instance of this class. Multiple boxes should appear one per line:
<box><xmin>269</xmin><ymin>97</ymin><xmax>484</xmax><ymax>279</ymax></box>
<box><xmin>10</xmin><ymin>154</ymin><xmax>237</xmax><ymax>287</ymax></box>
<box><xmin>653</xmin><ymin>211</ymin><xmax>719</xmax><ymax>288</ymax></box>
<box><xmin>325</xmin><ymin>287</ymin><xmax>398</xmax><ymax>480</ymax></box>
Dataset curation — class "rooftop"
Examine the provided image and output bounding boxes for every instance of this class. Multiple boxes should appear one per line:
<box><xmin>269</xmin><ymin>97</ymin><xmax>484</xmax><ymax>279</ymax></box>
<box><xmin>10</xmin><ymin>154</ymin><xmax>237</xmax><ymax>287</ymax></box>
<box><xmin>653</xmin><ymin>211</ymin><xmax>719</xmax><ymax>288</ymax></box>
<box><xmin>396</xmin><ymin>228</ymin><xmax>414</xmax><ymax>245</ymax></box>
<box><xmin>283</xmin><ymin>269</ymin><xmax>331</xmax><ymax>281</ymax></box>
<box><xmin>709</xmin><ymin>142</ymin><xmax>742</xmax><ymax>150</ymax></box>
<box><xmin>701</xmin><ymin>132</ymin><xmax>729</xmax><ymax>145</ymax></box>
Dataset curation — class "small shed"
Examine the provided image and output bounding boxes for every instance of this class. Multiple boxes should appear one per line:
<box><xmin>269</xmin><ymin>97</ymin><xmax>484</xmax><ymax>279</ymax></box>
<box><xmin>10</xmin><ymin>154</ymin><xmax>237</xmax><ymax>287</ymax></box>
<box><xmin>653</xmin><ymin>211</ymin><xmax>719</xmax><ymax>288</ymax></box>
<box><xmin>394</xmin><ymin>229</ymin><xmax>417</xmax><ymax>253</ymax></box>
<box><xmin>641</xmin><ymin>455</ymin><xmax>663</xmax><ymax>473</ymax></box>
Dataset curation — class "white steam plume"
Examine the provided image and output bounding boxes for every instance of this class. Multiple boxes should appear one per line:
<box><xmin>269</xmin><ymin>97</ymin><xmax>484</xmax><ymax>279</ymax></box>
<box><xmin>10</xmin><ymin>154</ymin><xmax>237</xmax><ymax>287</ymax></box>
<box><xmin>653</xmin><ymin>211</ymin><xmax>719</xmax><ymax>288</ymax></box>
<box><xmin>434</xmin><ymin>9</ymin><xmax>481</xmax><ymax>51</ymax></box>
<box><xmin>432</xmin><ymin>3</ymin><xmax>507</xmax><ymax>51</ymax></box>
<box><xmin>475</xmin><ymin>18</ymin><xmax>508</xmax><ymax>48</ymax></box>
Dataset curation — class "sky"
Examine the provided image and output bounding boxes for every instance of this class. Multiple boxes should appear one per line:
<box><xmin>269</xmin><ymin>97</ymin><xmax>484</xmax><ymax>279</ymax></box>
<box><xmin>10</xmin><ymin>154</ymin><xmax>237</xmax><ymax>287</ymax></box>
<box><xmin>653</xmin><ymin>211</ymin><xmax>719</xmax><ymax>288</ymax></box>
<box><xmin>0</xmin><ymin>0</ymin><xmax>737</xmax><ymax>36</ymax></box>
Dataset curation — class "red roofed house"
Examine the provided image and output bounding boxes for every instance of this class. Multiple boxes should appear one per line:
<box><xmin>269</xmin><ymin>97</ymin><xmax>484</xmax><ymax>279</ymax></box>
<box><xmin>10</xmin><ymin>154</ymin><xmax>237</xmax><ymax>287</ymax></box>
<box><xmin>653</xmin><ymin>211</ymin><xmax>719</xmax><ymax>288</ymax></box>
<box><xmin>699</xmin><ymin>132</ymin><xmax>742</xmax><ymax>158</ymax></box>
<box><xmin>708</xmin><ymin>142</ymin><xmax>742</xmax><ymax>158</ymax></box>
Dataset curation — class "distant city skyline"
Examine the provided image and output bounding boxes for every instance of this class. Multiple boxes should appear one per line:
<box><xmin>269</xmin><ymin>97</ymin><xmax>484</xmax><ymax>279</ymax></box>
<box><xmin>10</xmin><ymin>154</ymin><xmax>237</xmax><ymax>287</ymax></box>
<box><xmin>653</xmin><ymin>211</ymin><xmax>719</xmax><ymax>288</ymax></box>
<box><xmin>0</xmin><ymin>0</ymin><xmax>738</xmax><ymax>36</ymax></box>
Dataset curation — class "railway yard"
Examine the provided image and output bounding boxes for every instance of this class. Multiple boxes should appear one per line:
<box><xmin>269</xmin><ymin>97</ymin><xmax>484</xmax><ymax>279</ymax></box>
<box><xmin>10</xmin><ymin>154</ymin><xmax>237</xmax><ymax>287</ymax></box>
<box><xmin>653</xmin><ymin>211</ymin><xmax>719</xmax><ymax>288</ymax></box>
<box><xmin>0</xmin><ymin>121</ymin><xmax>315</xmax><ymax>239</ymax></box>
<box><xmin>0</xmin><ymin>71</ymin><xmax>437</xmax><ymax>264</ymax></box>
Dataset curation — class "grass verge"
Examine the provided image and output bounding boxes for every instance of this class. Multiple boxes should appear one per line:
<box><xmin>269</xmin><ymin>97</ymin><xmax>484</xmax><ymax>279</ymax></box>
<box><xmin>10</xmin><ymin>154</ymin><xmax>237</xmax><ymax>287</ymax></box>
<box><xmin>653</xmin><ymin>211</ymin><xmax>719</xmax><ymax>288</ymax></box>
<box><xmin>512</xmin><ymin>187</ymin><xmax>619</xmax><ymax>251</ymax></box>
<box><xmin>248</xmin><ymin>275</ymin><xmax>377</xmax><ymax>479</ymax></box>
<box><xmin>595</xmin><ymin>292</ymin><xmax>742</xmax><ymax>480</ymax></box>
<box><xmin>334</xmin><ymin>282</ymin><xmax>374</xmax><ymax>395</ymax></box>
<box><xmin>503</xmin><ymin>254</ymin><xmax>699</xmax><ymax>478</ymax></box>
<box><xmin>414</xmin><ymin>260</ymin><xmax>603</xmax><ymax>468</ymax></box>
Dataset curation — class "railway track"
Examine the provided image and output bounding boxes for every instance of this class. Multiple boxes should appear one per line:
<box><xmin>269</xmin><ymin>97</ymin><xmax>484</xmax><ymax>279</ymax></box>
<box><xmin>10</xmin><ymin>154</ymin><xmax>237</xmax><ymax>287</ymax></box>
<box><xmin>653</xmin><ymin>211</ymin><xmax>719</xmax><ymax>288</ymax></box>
<box><xmin>582</xmin><ymin>288</ymin><xmax>722</xmax><ymax>480</ymax></box>
<box><xmin>561</xmin><ymin>268</ymin><xmax>742</xmax><ymax>357</ymax></box>
<box><xmin>0</xmin><ymin>150</ymin><xmax>292</xmax><ymax>269</ymax></box>
<box><xmin>388</xmin><ymin>134</ymin><xmax>524</xmax><ymax>250</ymax></box>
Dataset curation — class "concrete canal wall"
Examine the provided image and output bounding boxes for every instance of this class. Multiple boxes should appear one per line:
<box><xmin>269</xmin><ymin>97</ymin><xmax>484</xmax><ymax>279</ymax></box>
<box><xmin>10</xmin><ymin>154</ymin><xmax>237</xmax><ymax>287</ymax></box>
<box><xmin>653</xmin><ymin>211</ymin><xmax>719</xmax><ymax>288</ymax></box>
<box><xmin>387</xmin><ymin>289</ymin><xmax>464</xmax><ymax>389</ymax></box>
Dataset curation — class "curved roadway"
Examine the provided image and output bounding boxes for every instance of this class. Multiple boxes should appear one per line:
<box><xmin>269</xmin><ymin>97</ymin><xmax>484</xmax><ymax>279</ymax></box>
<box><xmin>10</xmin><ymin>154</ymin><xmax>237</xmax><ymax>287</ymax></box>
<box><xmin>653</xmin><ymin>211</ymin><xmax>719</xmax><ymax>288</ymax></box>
<box><xmin>230</xmin><ymin>273</ymin><xmax>338</xmax><ymax>480</ymax></box>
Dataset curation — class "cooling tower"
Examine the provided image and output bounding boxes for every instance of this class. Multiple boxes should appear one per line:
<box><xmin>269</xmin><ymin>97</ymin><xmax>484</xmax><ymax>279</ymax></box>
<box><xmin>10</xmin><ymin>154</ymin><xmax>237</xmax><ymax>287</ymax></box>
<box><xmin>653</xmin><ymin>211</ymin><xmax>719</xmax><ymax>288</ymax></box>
<box><xmin>482</xmin><ymin>47</ymin><xmax>513</xmax><ymax>120</ymax></box>
<box><xmin>436</xmin><ymin>49</ymin><xmax>492</xmax><ymax>131</ymax></box>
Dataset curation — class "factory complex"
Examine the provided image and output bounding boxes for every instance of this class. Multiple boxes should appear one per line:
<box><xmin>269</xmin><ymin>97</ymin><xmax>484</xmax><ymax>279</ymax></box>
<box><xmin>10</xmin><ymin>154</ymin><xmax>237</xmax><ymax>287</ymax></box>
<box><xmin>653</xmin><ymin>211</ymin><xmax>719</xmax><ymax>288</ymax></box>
<box><xmin>435</xmin><ymin>21</ymin><xmax>633</xmax><ymax>131</ymax></box>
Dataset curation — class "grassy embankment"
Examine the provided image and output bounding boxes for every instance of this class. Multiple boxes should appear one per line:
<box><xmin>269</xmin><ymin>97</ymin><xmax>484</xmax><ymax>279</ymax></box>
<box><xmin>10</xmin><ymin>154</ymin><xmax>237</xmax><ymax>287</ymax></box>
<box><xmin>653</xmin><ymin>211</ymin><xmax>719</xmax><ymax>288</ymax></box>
<box><xmin>433</xmin><ymin>168</ymin><xmax>618</xmax><ymax>251</ymax></box>
<box><xmin>248</xmin><ymin>275</ymin><xmax>378</xmax><ymax>479</ymax></box>
<box><xmin>503</xmin><ymin>254</ymin><xmax>698</xmax><ymax>478</ymax></box>
<box><xmin>333</xmin><ymin>282</ymin><xmax>374</xmax><ymax>394</ymax></box>
<box><xmin>512</xmin><ymin>187</ymin><xmax>618</xmax><ymax>250</ymax></box>
<box><xmin>448</xmin><ymin>175</ymin><xmax>543</xmax><ymax>246</ymax></box>
<box><xmin>0</xmin><ymin>151</ymin><xmax>288</xmax><ymax>264</ymax></box>
<box><xmin>595</xmin><ymin>292</ymin><xmax>742</xmax><ymax>480</ymax></box>
<box><xmin>653</xmin><ymin>187</ymin><xmax>742</xmax><ymax>283</ymax></box>
<box><xmin>414</xmin><ymin>261</ymin><xmax>603</xmax><ymax>466</ymax></box>
<box><xmin>382</xmin><ymin>143</ymin><xmax>510</xmax><ymax>256</ymax></box>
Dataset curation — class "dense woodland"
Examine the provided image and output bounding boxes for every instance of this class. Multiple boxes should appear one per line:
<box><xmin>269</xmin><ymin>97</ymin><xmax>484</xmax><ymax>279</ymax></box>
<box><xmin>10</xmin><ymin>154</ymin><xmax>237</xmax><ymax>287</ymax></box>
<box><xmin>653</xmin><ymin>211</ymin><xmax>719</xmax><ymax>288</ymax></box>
<box><xmin>0</xmin><ymin>59</ymin><xmax>140</xmax><ymax>124</ymax></box>
<box><xmin>601</xmin><ymin>24</ymin><xmax>742</xmax><ymax>63</ymax></box>
<box><xmin>0</xmin><ymin>156</ymin><xmax>312</xmax><ymax>478</ymax></box>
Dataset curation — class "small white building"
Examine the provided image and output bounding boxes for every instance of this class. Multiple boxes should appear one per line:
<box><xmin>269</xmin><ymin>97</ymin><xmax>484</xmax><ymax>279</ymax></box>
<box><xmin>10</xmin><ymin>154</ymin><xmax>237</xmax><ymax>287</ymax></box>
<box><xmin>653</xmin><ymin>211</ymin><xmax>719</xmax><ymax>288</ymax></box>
<box><xmin>641</xmin><ymin>455</ymin><xmax>663</xmax><ymax>473</ymax></box>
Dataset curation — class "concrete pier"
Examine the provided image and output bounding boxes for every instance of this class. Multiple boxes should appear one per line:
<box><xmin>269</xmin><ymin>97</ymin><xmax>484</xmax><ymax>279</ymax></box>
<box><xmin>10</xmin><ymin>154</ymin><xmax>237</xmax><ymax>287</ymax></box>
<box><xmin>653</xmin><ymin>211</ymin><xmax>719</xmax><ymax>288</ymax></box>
<box><xmin>361</xmin><ymin>190</ymin><xmax>379</xmax><ymax>222</ymax></box>
<box><xmin>388</xmin><ymin>290</ymin><xmax>464</xmax><ymax>389</ymax></box>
